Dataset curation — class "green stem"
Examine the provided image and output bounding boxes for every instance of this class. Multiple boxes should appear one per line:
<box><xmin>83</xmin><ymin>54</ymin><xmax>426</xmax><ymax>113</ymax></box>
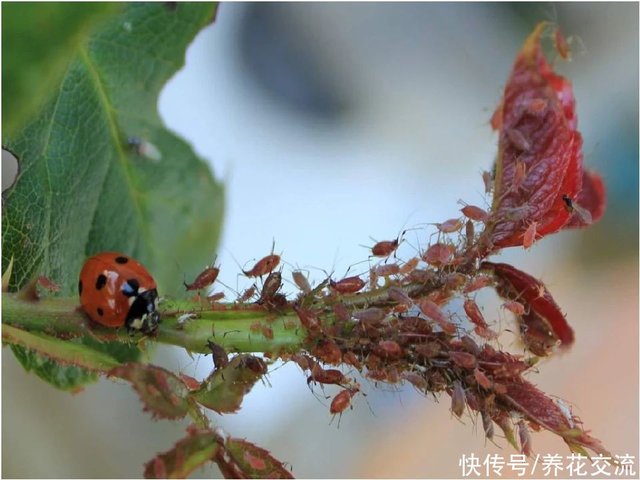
<box><xmin>2</xmin><ymin>294</ymin><xmax>306</xmax><ymax>356</ymax></box>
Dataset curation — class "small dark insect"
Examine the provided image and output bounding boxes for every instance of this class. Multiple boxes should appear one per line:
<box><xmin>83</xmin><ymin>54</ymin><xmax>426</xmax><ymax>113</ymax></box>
<box><xmin>207</xmin><ymin>340</ymin><xmax>229</xmax><ymax>370</ymax></box>
<box><xmin>258</xmin><ymin>271</ymin><xmax>282</xmax><ymax>304</ymax></box>
<box><xmin>329</xmin><ymin>276</ymin><xmax>365</xmax><ymax>294</ymax></box>
<box><xmin>330</xmin><ymin>385</ymin><xmax>360</xmax><ymax>415</ymax></box>
<box><xmin>562</xmin><ymin>194</ymin><xmax>592</xmax><ymax>224</ymax></box>
<box><xmin>243</xmin><ymin>254</ymin><xmax>281</xmax><ymax>277</ymax></box>
<box><xmin>184</xmin><ymin>265</ymin><xmax>219</xmax><ymax>291</ymax></box>
<box><xmin>238</xmin><ymin>285</ymin><xmax>257</xmax><ymax>302</ymax></box>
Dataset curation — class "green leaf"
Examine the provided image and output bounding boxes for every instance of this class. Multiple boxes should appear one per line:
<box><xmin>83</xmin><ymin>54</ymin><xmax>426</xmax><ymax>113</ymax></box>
<box><xmin>9</xmin><ymin>344</ymin><xmax>97</xmax><ymax>392</ymax></box>
<box><xmin>2</xmin><ymin>2</ymin><xmax>223</xmax><ymax>298</ymax></box>
<box><xmin>2</xmin><ymin>2</ymin><xmax>120</xmax><ymax>135</ymax></box>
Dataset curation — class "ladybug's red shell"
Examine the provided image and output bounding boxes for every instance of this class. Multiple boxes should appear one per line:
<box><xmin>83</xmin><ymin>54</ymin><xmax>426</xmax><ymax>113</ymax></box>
<box><xmin>79</xmin><ymin>252</ymin><xmax>159</xmax><ymax>332</ymax></box>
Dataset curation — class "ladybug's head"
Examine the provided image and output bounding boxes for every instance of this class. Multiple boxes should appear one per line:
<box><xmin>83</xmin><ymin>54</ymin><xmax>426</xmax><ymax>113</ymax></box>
<box><xmin>126</xmin><ymin>288</ymin><xmax>160</xmax><ymax>334</ymax></box>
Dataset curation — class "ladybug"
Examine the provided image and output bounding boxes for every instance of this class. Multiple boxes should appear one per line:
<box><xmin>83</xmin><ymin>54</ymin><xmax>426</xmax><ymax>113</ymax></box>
<box><xmin>78</xmin><ymin>252</ymin><xmax>160</xmax><ymax>333</ymax></box>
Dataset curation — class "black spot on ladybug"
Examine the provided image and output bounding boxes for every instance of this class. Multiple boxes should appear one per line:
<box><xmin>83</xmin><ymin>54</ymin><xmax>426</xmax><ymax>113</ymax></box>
<box><xmin>97</xmin><ymin>307</ymin><xmax>104</xmax><ymax>316</ymax></box>
<box><xmin>122</xmin><ymin>278</ymin><xmax>140</xmax><ymax>297</ymax></box>
<box><xmin>115</xmin><ymin>256</ymin><xmax>129</xmax><ymax>264</ymax></box>
<box><xmin>78</xmin><ymin>280</ymin><xmax>83</xmax><ymax>295</ymax></box>
<box><xmin>95</xmin><ymin>274</ymin><xmax>107</xmax><ymax>290</ymax></box>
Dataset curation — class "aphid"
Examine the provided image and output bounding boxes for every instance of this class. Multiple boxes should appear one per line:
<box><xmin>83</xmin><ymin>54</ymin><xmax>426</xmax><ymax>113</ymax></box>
<box><xmin>184</xmin><ymin>264</ymin><xmax>219</xmax><ymax>291</ymax></box>
<box><xmin>554</xmin><ymin>398</ymin><xmax>576</xmax><ymax>429</ymax></box>
<box><xmin>176</xmin><ymin>313</ymin><xmax>197</xmax><ymax>329</ymax></box>
<box><xmin>402</xmin><ymin>372</ymin><xmax>427</xmax><ymax>391</ymax></box>
<box><xmin>526</xmin><ymin>98</ymin><xmax>548</xmax><ymax>115</ymax></box>
<box><xmin>329</xmin><ymin>276</ymin><xmax>365</xmax><ymax>294</ymax></box>
<box><xmin>375</xmin><ymin>340</ymin><xmax>402</xmax><ymax>359</ymax></box>
<box><xmin>207</xmin><ymin>340</ymin><xmax>229</xmax><ymax>370</ymax></box>
<box><xmin>352</xmin><ymin>307</ymin><xmax>385</xmax><ymax>325</ymax></box>
<box><xmin>388</xmin><ymin>286</ymin><xmax>413</xmax><ymax>307</ymax></box>
<box><xmin>37</xmin><ymin>275</ymin><xmax>60</xmax><ymax>292</ymax></box>
<box><xmin>342</xmin><ymin>351</ymin><xmax>361</xmax><ymax>370</ymax></box>
<box><xmin>451</xmin><ymin>380</ymin><xmax>466</xmax><ymax>417</ymax></box>
<box><xmin>291</xmin><ymin>271</ymin><xmax>311</xmax><ymax>294</ymax></box>
<box><xmin>517</xmin><ymin>420</ymin><xmax>532</xmax><ymax>457</ymax></box>
<box><xmin>505</xmin><ymin>128</ymin><xmax>531</xmax><ymax>152</ymax></box>
<box><xmin>374</xmin><ymin>263</ymin><xmax>400</xmax><ymax>277</ymax></box>
<box><xmin>422</xmin><ymin>243</ymin><xmax>455</xmax><ymax>266</ymax></box>
<box><xmin>332</xmin><ymin>303</ymin><xmax>351</xmax><ymax>322</ymax></box>
<box><xmin>258</xmin><ymin>271</ymin><xmax>282</xmax><ymax>304</ymax></box>
<box><xmin>243</xmin><ymin>254</ymin><xmax>281</xmax><ymax>277</ymax></box>
<box><xmin>449</xmin><ymin>351</ymin><xmax>477</xmax><ymax>369</ymax></box>
<box><xmin>239</xmin><ymin>355</ymin><xmax>268</xmax><ymax>375</ymax></box>
<box><xmin>330</xmin><ymin>385</ymin><xmax>360</xmax><ymax>415</ymax></box>
<box><xmin>463</xmin><ymin>299</ymin><xmax>488</xmax><ymax>330</ymax></box>
<box><xmin>207</xmin><ymin>291</ymin><xmax>225</xmax><ymax>303</ymax></box>
<box><xmin>463</xmin><ymin>275</ymin><xmax>493</xmax><ymax>294</ymax></box>
<box><xmin>128</xmin><ymin>137</ymin><xmax>162</xmax><ymax>161</ymax></box>
<box><xmin>261</xmin><ymin>325</ymin><xmax>274</xmax><ymax>339</ymax></box>
<box><xmin>481</xmin><ymin>410</ymin><xmax>495</xmax><ymax>440</ymax></box>
<box><xmin>418</xmin><ymin>299</ymin><xmax>457</xmax><ymax>335</ymax></box>
<box><xmin>522</xmin><ymin>220</ymin><xmax>539</xmax><ymax>249</ymax></box>
<box><xmin>371</xmin><ymin>238</ymin><xmax>400</xmax><ymax>257</ymax></box>
<box><xmin>482</xmin><ymin>170</ymin><xmax>494</xmax><ymax>194</ymax></box>
<box><xmin>312</xmin><ymin>339</ymin><xmax>342</xmax><ymax>364</ymax></box>
<box><xmin>307</xmin><ymin>365</ymin><xmax>346</xmax><ymax>386</ymax></box>
<box><xmin>512</xmin><ymin>159</ymin><xmax>527</xmax><ymax>191</ymax></box>
<box><xmin>460</xmin><ymin>335</ymin><xmax>481</xmax><ymax>356</ymax></box>
<box><xmin>399</xmin><ymin>257</ymin><xmax>419</xmax><ymax>275</ymax></box>
<box><xmin>238</xmin><ymin>285</ymin><xmax>257</xmax><ymax>302</ymax></box>
<box><xmin>502</xmin><ymin>300</ymin><xmax>526</xmax><ymax>316</ymax></box>
<box><xmin>460</xmin><ymin>205</ymin><xmax>489</xmax><ymax>223</ymax></box>
<box><xmin>562</xmin><ymin>194</ymin><xmax>593</xmax><ymax>225</ymax></box>
<box><xmin>465</xmin><ymin>220</ymin><xmax>475</xmax><ymax>249</ymax></box>
<box><xmin>474</xmin><ymin>368</ymin><xmax>492</xmax><ymax>389</ymax></box>
<box><xmin>293</xmin><ymin>305</ymin><xmax>321</xmax><ymax>332</ymax></box>
<box><xmin>555</xmin><ymin>27</ymin><xmax>571</xmax><ymax>60</ymax></box>
<box><xmin>436</xmin><ymin>218</ymin><xmax>464</xmax><ymax>234</ymax></box>
<box><xmin>490</xmin><ymin>104</ymin><xmax>503</xmax><ymax>130</ymax></box>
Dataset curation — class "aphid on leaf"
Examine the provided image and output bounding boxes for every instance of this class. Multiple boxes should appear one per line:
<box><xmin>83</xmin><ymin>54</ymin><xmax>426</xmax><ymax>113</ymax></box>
<box><xmin>505</xmin><ymin>127</ymin><xmax>531</xmax><ymax>152</ymax></box>
<box><xmin>291</xmin><ymin>271</ymin><xmax>311</xmax><ymax>294</ymax></box>
<box><xmin>460</xmin><ymin>204</ymin><xmax>489</xmax><ymax>223</ymax></box>
<box><xmin>522</xmin><ymin>221</ymin><xmax>540</xmax><ymax>249</ymax></box>
<box><xmin>128</xmin><ymin>136</ymin><xmax>162</xmax><ymax>162</ymax></box>
<box><xmin>330</xmin><ymin>385</ymin><xmax>360</xmax><ymax>415</ymax></box>
<box><xmin>451</xmin><ymin>380</ymin><xmax>466</xmax><ymax>417</ymax></box>
<box><xmin>184</xmin><ymin>264</ymin><xmax>219</xmax><ymax>291</ymax></box>
<box><xmin>502</xmin><ymin>300</ymin><xmax>526</xmax><ymax>316</ymax></box>
<box><xmin>207</xmin><ymin>340</ymin><xmax>229</xmax><ymax>370</ymax></box>
<box><xmin>243</xmin><ymin>254</ymin><xmax>281</xmax><ymax>277</ymax></box>
<box><xmin>562</xmin><ymin>194</ymin><xmax>593</xmax><ymax>225</ymax></box>
<box><xmin>512</xmin><ymin>159</ymin><xmax>527</xmax><ymax>191</ymax></box>
<box><xmin>517</xmin><ymin>420</ymin><xmax>533</xmax><ymax>457</ymax></box>
<box><xmin>329</xmin><ymin>276</ymin><xmax>365</xmax><ymax>294</ymax></box>
<box><xmin>481</xmin><ymin>410</ymin><xmax>495</xmax><ymax>440</ymax></box>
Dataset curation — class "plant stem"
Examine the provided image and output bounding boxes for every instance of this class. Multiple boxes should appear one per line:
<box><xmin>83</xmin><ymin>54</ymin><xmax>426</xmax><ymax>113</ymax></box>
<box><xmin>2</xmin><ymin>294</ymin><xmax>306</xmax><ymax>356</ymax></box>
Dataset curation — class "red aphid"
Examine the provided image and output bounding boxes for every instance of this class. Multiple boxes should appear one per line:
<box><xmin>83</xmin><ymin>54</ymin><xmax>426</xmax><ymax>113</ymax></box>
<box><xmin>418</xmin><ymin>299</ymin><xmax>457</xmax><ymax>335</ymax></box>
<box><xmin>312</xmin><ymin>339</ymin><xmax>342</xmax><ymax>364</ymax></box>
<box><xmin>474</xmin><ymin>368</ymin><xmax>492</xmax><ymax>389</ymax></box>
<box><xmin>522</xmin><ymin>220</ymin><xmax>540</xmax><ymax>249</ymax></box>
<box><xmin>554</xmin><ymin>27</ymin><xmax>571</xmax><ymax>60</ymax></box>
<box><xmin>422</xmin><ymin>243</ymin><xmax>455</xmax><ymax>266</ymax></box>
<box><xmin>436</xmin><ymin>218</ymin><xmax>463</xmax><ymax>233</ymax></box>
<box><xmin>375</xmin><ymin>340</ymin><xmax>402</xmax><ymax>359</ymax></box>
<box><xmin>243</xmin><ymin>254</ymin><xmax>280</xmax><ymax>277</ymax></box>
<box><xmin>330</xmin><ymin>276</ymin><xmax>365</xmax><ymax>294</ymax></box>
<box><xmin>261</xmin><ymin>325</ymin><xmax>274</xmax><ymax>340</ymax></box>
<box><xmin>352</xmin><ymin>307</ymin><xmax>385</xmax><ymax>325</ymax></box>
<box><xmin>513</xmin><ymin>160</ymin><xmax>527</xmax><ymax>191</ymax></box>
<box><xmin>307</xmin><ymin>365</ymin><xmax>346</xmax><ymax>386</ymax></box>
<box><xmin>37</xmin><ymin>275</ymin><xmax>60</xmax><ymax>292</ymax></box>
<box><xmin>388</xmin><ymin>286</ymin><xmax>413</xmax><ymax>307</ymax></box>
<box><xmin>374</xmin><ymin>263</ymin><xmax>400</xmax><ymax>277</ymax></box>
<box><xmin>207</xmin><ymin>291</ymin><xmax>225</xmax><ymax>303</ymax></box>
<box><xmin>342</xmin><ymin>351</ymin><xmax>362</xmax><ymax>370</ymax></box>
<box><xmin>330</xmin><ymin>385</ymin><xmax>360</xmax><ymax>415</ymax></box>
<box><xmin>185</xmin><ymin>265</ymin><xmax>219</xmax><ymax>291</ymax></box>
<box><xmin>461</xmin><ymin>205</ymin><xmax>489</xmax><ymax>222</ymax></box>
<box><xmin>481</xmin><ymin>410</ymin><xmax>495</xmax><ymax>440</ymax></box>
<box><xmin>402</xmin><ymin>372</ymin><xmax>428</xmax><ymax>391</ymax></box>
<box><xmin>502</xmin><ymin>300</ymin><xmax>526</xmax><ymax>315</ymax></box>
<box><xmin>239</xmin><ymin>285</ymin><xmax>256</xmax><ymax>302</ymax></box>
<box><xmin>399</xmin><ymin>257</ymin><xmax>420</xmax><ymax>275</ymax></box>
<box><xmin>249</xmin><ymin>321</ymin><xmax>262</xmax><ymax>333</ymax></box>
<box><xmin>449</xmin><ymin>351</ymin><xmax>477</xmax><ymax>369</ymax></box>
<box><xmin>463</xmin><ymin>299</ymin><xmax>489</xmax><ymax>330</ymax></box>
<box><xmin>293</xmin><ymin>305</ymin><xmax>321</xmax><ymax>332</ymax></box>
<box><xmin>332</xmin><ymin>303</ymin><xmax>351</xmax><ymax>322</ymax></box>
<box><xmin>371</xmin><ymin>239</ymin><xmax>400</xmax><ymax>257</ymax></box>
<box><xmin>463</xmin><ymin>275</ymin><xmax>493</xmax><ymax>294</ymax></box>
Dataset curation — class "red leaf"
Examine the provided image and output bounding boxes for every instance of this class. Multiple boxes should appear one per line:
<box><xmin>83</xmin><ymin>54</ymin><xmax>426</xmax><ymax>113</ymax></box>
<box><xmin>487</xmin><ymin>23</ymin><xmax>596</xmax><ymax>249</ymax></box>
<box><xmin>217</xmin><ymin>432</ymin><xmax>294</xmax><ymax>479</ymax></box>
<box><xmin>482</xmin><ymin>261</ymin><xmax>574</xmax><ymax>354</ymax></box>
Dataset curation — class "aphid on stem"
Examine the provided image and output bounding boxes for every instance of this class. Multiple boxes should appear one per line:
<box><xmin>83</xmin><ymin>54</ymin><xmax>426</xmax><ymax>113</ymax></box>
<box><xmin>291</xmin><ymin>270</ymin><xmax>312</xmax><ymax>294</ymax></box>
<box><xmin>329</xmin><ymin>275</ymin><xmax>365</xmax><ymax>294</ymax></box>
<box><xmin>460</xmin><ymin>203</ymin><xmax>489</xmax><ymax>223</ymax></box>
<box><xmin>184</xmin><ymin>261</ymin><xmax>219</xmax><ymax>291</ymax></box>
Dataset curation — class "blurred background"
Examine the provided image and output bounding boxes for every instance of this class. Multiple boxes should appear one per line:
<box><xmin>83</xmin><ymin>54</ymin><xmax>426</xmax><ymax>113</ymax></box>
<box><xmin>3</xmin><ymin>3</ymin><xmax>638</xmax><ymax>478</ymax></box>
